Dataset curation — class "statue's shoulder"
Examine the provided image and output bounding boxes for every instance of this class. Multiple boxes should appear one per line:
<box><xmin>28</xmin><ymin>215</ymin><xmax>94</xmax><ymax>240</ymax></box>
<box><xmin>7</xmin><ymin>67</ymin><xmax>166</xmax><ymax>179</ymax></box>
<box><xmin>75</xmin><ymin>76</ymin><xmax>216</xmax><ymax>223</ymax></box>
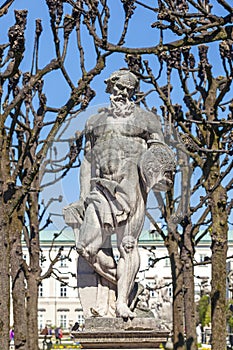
<box><xmin>134</xmin><ymin>106</ymin><xmax>161</xmax><ymax>125</ymax></box>
<box><xmin>85</xmin><ymin>108</ymin><xmax>108</xmax><ymax>132</ymax></box>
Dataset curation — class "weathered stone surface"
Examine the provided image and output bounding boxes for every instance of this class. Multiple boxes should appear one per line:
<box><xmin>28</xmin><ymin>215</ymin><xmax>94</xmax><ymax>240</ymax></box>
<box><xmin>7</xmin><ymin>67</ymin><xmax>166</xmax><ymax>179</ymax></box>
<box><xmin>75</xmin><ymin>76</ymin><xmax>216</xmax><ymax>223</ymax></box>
<box><xmin>72</xmin><ymin>331</ymin><xmax>168</xmax><ymax>349</ymax></box>
<box><xmin>72</xmin><ymin>318</ymin><xmax>169</xmax><ymax>349</ymax></box>
<box><xmin>84</xmin><ymin>317</ymin><xmax>164</xmax><ymax>331</ymax></box>
<box><xmin>77</xmin><ymin>257</ymin><xmax>98</xmax><ymax>318</ymax></box>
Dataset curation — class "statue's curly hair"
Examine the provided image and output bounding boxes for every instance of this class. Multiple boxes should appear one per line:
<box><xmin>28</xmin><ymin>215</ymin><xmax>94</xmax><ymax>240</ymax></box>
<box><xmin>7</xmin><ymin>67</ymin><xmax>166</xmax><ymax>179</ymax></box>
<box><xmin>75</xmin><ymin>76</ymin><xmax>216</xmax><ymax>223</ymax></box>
<box><xmin>104</xmin><ymin>69</ymin><xmax>139</xmax><ymax>93</ymax></box>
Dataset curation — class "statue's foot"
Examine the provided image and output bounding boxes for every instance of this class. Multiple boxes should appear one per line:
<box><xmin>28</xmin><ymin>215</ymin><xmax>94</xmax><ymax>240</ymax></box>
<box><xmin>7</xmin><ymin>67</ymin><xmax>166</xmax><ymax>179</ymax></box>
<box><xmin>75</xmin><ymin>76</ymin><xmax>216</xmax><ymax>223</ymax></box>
<box><xmin>116</xmin><ymin>302</ymin><xmax>136</xmax><ymax>319</ymax></box>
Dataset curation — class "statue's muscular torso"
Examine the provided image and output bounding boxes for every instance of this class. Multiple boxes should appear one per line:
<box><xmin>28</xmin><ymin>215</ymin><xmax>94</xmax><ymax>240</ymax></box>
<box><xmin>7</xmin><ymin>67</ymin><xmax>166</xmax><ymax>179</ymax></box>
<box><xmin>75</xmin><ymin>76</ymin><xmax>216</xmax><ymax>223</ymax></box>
<box><xmin>85</xmin><ymin>106</ymin><xmax>163</xmax><ymax>182</ymax></box>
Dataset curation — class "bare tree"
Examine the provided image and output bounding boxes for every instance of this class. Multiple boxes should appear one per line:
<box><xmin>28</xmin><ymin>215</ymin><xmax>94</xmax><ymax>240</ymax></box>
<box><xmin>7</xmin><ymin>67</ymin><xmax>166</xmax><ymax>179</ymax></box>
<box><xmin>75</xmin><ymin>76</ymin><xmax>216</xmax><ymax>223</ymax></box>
<box><xmin>89</xmin><ymin>1</ymin><xmax>232</xmax><ymax>349</ymax></box>
<box><xmin>0</xmin><ymin>1</ymin><xmax>232</xmax><ymax>350</ymax></box>
<box><xmin>0</xmin><ymin>1</ymin><xmax>111</xmax><ymax>349</ymax></box>
<box><xmin>106</xmin><ymin>2</ymin><xmax>232</xmax><ymax>350</ymax></box>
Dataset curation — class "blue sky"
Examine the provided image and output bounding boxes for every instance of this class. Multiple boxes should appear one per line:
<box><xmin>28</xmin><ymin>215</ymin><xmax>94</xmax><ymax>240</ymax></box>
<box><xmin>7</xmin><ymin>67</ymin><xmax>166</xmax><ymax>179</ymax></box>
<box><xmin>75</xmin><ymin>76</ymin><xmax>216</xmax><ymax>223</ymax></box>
<box><xmin>0</xmin><ymin>0</ymin><xmax>160</xmax><ymax>106</ymax></box>
<box><xmin>1</xmin><ymin>0</ymin><xmax>232</xmax><ymax>232</ymax></box>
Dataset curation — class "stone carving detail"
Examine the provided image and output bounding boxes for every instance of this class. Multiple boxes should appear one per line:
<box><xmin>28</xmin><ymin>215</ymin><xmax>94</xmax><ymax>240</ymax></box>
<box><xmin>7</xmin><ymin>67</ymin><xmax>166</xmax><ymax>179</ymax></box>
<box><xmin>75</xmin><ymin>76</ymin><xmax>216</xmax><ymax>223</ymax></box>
<box><xmin>63</xmin><ymin>69</ymin><xmax>175</xmax><ymax>319</ymax></box>
<box><xmin>152</xmin><ymin>277</ymin><xmax>173</xmax><ymax>330</ymax></box>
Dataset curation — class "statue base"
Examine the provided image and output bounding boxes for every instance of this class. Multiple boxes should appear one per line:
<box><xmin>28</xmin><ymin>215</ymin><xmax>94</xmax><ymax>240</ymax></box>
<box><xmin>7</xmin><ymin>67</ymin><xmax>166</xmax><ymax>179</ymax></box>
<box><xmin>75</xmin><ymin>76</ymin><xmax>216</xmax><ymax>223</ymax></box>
<box><xmin>72</xmin><ymin>318</ymin><xmax>169</xmax><ymax>349</ymax></box>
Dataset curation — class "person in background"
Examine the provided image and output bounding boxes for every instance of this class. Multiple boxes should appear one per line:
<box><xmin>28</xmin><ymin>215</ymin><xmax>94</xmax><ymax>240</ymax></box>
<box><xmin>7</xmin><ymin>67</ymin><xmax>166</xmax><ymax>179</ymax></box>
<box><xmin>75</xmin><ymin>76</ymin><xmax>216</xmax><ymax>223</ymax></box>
<box><xmin>9</xmin><ymin>327</ymin><xmax>14</xmax><ymax>342</ymax></box>
<box><xmin>40</xmin><ymin>326</ymin><xmax>48</xmax><ymax>336</ymax></box>
<box><xmin>55</xmin><ymin>327</ymin><xmax>60</xmax><ymax>344</ymax></box>
<box><xmin>59</xmin><ymin>328</ymin><xmax>63</xmax><ymax>343</ymax></box>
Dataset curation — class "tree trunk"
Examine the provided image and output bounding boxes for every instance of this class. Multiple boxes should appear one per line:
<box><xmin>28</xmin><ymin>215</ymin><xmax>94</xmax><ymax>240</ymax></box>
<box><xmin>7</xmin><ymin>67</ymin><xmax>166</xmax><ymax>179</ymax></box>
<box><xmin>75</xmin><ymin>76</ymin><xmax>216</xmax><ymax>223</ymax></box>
<box><xmin>202</xmin><ymin>77</ymin><xmax>227</xmax><ymax>350</ymax></box>
<box><xmin>10</xmin><ymin>213</ymin><xmax>28</xmax><ymax>350</ymax></box>
<box><xmin>210</xmin><ymin>185</ymin><xmax>228</xmax><ymax>350</ymax></box>
<box><xmin>27</xmin><ymin>190</ymin><xmax>41</xmax><ymax>350</ymax></box>
<box><xmin>166</xmin><ymin>233</ymin><xmax>186</xmax><ymax>350</ymax></box>
<box><xmin>181</xmin><ymin>223</ymin><xmax>197</xmax><ymax>350</ymax></box>
<box><xmin>27</xmin><ymin>275</ymin><xmax>39</xmax><ymax>350</ymax></box>
<box><xmin>0</xmin><ymin>217</ymin><xmax>10</xmax><ymax>350</ymax></box>
<box><xmin>0</xmin><ymin>131</ymin><xmax>11</xmax><ymax>349</ymax></box>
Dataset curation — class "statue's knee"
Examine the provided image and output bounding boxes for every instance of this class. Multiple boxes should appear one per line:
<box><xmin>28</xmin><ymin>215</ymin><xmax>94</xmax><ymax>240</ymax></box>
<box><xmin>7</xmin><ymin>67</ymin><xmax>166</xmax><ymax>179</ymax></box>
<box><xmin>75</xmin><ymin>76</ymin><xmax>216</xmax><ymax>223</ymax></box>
<box><xmin>76</xmin><ymin>242</ymin><xmax>85</xmax><ymax>255</ymax></box>
<box><xmin>76</xmin><ymin>242</ymin><xmax>97</xmax><ymax>263</ymax></box>
<box><xmin>121</xmin><ymin>236</ymin><xmax>137</xmax><ymax>253</ymax></box>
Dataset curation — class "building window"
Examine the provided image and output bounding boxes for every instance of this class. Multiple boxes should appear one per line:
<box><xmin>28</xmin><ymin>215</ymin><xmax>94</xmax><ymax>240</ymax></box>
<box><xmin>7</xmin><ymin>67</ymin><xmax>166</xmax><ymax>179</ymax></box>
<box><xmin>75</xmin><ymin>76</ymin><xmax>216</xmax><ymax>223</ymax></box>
<box><xmin>39</xmin><ymin>283</ymin><xmax>43</xmax><ymax>297</ymax></box>
<box><xmin>77</xmin><ymin>313</ymin><xmax>84</xmax><ymax>326</ymax></box>
<box><xmin>200</xmin><ymin>254</ymin><xmax>208</xmax><ymax>263</ymax></box>
<box><xmin>60</xmin><ymin>255</ymin><xmax>67</xmax><ymax>267</ymax></box>
<box><xmin>168</xmin><ymin>286</ymin><xmax>173</xmax><ymax>298</ymax></box>
<box><xmin>38</xmin><ymin>314</ymin><xmax>44</xmax><ymax>330</ymax></box>
<box><xmin>150</xmin><ymin>289</ymin><xmax>156</xmax><ymax>297</ymax></box>
<box><xmin>60</xmin><ymin>314</ymin><xmax>67</xmax><ymax>329</ymax></box>
<box><xmin>164</xmin><ymin>258</ymin><xmax>171</xmax><ymax>267</ymax></box>
<box><xmin>60</xmin><ymin>283</ymin><xmax>67</xmax><ymax>297</ymax></box>
<box><xmin>147</xmin><ymin>281</ymin><xmax>156</xmax><ymax>297</ymax></box>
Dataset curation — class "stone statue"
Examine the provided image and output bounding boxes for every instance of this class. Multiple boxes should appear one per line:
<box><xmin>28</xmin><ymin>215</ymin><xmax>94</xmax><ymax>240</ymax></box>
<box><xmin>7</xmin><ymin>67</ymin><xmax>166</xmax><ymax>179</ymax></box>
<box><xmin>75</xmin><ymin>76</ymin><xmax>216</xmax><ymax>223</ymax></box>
<box><xmin>63</xmin><ymin>69</ymin><xmax>175</xmax><ymax>319</ymax></box>
<box><xmin>152</xmin><ymin>276</ymin><xmax>173</xmax><ymax>330</ymax></box>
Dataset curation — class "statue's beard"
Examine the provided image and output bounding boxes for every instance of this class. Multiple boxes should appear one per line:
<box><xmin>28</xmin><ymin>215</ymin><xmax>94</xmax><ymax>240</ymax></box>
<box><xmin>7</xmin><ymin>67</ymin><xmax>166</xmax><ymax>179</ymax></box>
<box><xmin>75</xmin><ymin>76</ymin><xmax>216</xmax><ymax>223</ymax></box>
<box><xmin>109</xmin><ymin>95</ymin><xmax>134</xmax><ymax>118</ymax></box>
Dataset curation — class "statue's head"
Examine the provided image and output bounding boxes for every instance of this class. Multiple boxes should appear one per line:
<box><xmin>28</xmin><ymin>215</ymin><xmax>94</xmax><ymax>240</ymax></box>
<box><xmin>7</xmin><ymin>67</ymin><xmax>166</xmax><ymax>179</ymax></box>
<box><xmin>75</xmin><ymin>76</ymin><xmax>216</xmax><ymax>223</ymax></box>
<box><xmin>105</xmin><ymin>69</ymin><xmax>139</xmax><ymax>99</ymax></box>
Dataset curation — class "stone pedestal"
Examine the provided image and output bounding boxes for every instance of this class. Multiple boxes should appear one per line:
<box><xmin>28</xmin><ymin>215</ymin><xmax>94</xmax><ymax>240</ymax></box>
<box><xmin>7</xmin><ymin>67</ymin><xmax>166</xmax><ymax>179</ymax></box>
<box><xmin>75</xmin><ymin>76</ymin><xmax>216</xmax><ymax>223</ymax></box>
<box><xmin>72</xmin><ymin>318</ymin><xmax>169</xmax><ymax>349</ymax></box>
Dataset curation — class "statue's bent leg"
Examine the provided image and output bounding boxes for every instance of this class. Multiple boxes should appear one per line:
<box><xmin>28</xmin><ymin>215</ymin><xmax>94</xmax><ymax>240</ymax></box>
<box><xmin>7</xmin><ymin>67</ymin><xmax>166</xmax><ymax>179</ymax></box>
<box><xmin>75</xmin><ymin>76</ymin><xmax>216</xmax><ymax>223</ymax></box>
<box><xmin>76</xmin><ymin>202</ymin><xmax>117</xmax><ymax>285</ymax></box>
<box><xmin>115</xmin><ymin>194</ymin><xmax>146</xmax><ymax>318</ymax></box>
<box><xmin>116</xmin><ymin>235</ymin><xmax>140</xmax><ymax>318</ymax></box>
